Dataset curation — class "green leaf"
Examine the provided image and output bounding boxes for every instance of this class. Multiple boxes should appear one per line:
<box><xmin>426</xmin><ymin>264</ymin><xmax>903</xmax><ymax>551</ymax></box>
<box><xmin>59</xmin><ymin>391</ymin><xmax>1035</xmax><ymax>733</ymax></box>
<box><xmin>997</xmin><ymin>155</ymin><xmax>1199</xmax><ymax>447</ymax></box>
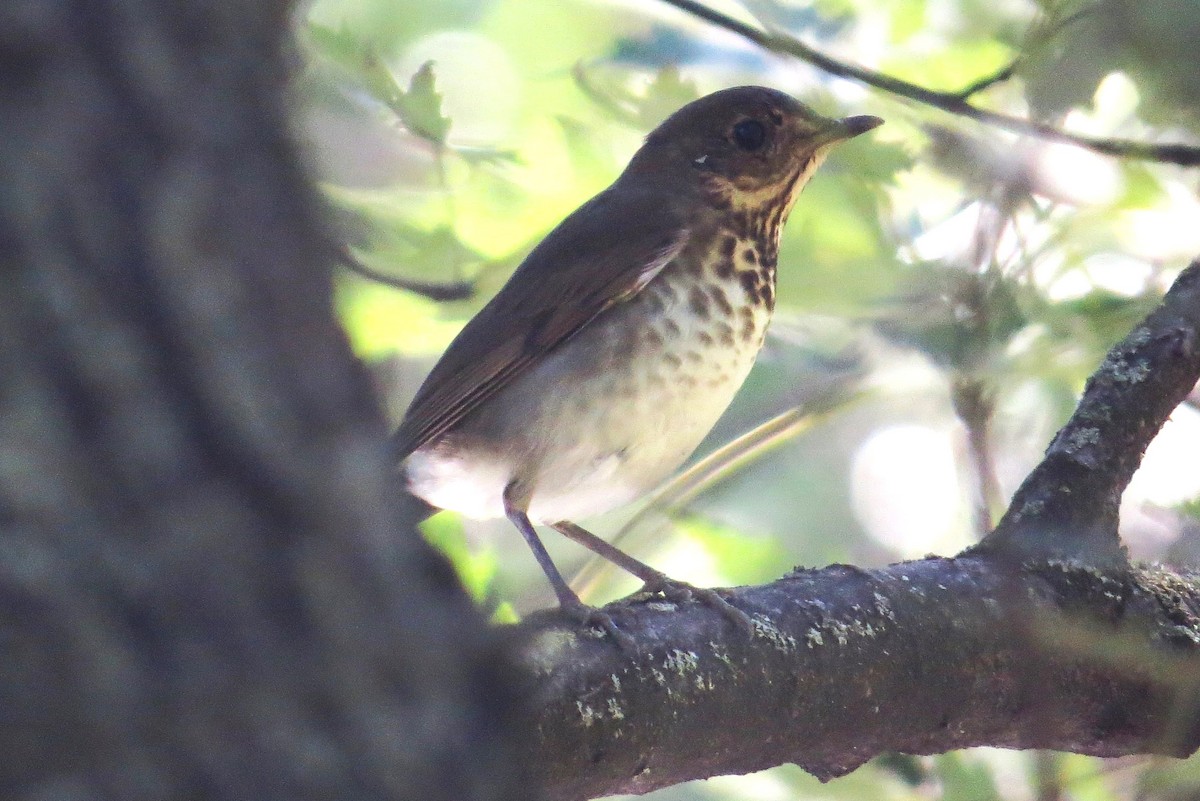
<box><xmin>394</xmin><ymin>61</ymin><xmax>452</xmax><ymax>145</ymax></box>
<box><xmin>306</xmin><ymin>24</ymin><xmax>452</xmax><ymax>145</ymax></box>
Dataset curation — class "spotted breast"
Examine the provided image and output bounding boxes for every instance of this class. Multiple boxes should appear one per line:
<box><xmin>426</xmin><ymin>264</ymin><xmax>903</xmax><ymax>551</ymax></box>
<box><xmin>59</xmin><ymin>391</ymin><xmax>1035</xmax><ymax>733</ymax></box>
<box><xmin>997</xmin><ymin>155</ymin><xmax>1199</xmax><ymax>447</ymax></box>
<box><xmin>404</xmin><ymin>213</ymin><xmax>780</xmax><ymax>525</ymax></box>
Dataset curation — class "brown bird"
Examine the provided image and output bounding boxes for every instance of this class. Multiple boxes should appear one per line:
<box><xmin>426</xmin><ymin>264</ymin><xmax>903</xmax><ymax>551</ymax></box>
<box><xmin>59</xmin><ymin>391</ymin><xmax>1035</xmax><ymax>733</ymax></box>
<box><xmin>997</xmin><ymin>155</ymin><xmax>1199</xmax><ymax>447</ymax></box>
<box><xmin>395</xmin><ymin>86</ymin><xmax>881</xmax><ymax>640</ymax></box>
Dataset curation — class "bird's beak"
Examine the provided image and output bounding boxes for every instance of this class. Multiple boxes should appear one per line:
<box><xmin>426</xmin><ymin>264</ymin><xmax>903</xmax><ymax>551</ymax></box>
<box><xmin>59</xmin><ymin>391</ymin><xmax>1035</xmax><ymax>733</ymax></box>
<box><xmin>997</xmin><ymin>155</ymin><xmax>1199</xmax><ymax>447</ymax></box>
<box><xmin>834</xmin><ymin>115</ymin><xmax>885</xmax><ymax>140</ymax></box>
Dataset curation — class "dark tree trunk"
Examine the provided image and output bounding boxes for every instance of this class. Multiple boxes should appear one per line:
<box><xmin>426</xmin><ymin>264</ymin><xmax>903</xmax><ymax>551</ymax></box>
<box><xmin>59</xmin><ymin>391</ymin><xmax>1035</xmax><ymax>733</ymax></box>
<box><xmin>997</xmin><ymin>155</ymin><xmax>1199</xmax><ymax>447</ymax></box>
<box><xmin>0</xmin><ymin>3</ymin><xmax>525</xmax><ymax>800</ymax></box>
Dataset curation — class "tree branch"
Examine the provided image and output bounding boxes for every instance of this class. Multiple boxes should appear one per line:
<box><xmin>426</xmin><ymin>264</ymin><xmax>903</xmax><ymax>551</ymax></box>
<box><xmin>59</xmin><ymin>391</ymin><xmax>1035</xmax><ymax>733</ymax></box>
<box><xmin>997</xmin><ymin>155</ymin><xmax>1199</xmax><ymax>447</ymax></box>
<box><xmin>517</xmin><ymin>558</ymin><xmax>1200</xmax><ymax>800</ymax></box>
<box><xmin>657</xmin><ymin>0</ymin><xmax>1200</xmax><ymax>167</ymax></box>
<box><xmin>979</xmin><ymin>260</ymin><xmax>1200</xmax><ymax>561</ymax></box>
<box><xmin>516</xmin><ymin>261</ymin><xmax>1200</xmax><ymax>799</ymax></box>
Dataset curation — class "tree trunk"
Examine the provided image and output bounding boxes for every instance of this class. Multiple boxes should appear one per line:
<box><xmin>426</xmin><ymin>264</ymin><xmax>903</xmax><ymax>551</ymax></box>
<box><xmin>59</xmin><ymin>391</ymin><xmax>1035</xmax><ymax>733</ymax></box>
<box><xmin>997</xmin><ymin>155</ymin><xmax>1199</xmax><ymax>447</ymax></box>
<box><xmin>0</xmin><ymin>4</ymin><xmax>525</xmax><ymax>800</ymax></box>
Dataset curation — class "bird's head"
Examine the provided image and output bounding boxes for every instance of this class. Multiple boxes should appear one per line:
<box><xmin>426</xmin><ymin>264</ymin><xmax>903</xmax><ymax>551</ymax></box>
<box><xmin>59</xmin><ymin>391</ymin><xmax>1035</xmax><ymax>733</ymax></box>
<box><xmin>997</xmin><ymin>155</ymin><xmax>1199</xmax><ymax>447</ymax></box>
<box><xmin>624</xmin><ymin>85</ymin><xmax>882</xmax><ymax>215</ymax></box>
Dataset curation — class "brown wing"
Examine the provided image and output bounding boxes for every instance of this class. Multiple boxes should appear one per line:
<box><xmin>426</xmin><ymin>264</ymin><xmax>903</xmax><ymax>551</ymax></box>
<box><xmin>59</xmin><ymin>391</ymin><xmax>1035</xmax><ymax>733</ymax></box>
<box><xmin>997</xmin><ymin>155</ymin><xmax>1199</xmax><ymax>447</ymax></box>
<box><xmin>392</xmin><ymin>184</ymin><xmax>689</xmax><ymax>458</ymax></box>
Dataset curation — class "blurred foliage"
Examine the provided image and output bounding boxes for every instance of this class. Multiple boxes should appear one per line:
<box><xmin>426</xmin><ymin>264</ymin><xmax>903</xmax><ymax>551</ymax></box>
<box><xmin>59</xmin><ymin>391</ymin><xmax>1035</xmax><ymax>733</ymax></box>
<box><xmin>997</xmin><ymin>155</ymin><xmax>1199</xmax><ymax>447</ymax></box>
<box><xmin>309</xmin><ymin>25</ymin><xmax>451</xmax><ymax>144</ymax></box>
<box><xmin>1019</xmin><ymin>0</ymin><xmax>1200</xmax><ymax>125</ymax></box>
<box><xmin>418</xmin><ymin>512</ymin><xmax>497</xmax><ymax>603</ymax></box>
<box><xmin>298</xmin><ymin>0</ymin><xmax>1200</xmax><ymax>798</ymax></box>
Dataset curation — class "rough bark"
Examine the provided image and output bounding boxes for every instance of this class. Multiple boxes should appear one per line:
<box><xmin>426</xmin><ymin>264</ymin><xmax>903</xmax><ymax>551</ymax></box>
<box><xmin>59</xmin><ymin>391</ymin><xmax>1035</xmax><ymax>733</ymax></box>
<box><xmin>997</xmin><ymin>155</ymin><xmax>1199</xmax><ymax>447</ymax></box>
<box><xmin>519</xmin><ymin>558</ymin><xmax>1200</xmax><ymax>799</ymax></box>
<box><xmin>978</xmin><ymin>263</ymin><xmax>1200</xmax><ymax>561</ymax></box>
<box><xmin>0</xmin><ymin>3</ymin><xmax>524</xmax><ymax>800</ymax></box>
<box><xmin>517</xmin><ymin>261</ymin><xmax>1200</xmax><ymax>799</ymax></box>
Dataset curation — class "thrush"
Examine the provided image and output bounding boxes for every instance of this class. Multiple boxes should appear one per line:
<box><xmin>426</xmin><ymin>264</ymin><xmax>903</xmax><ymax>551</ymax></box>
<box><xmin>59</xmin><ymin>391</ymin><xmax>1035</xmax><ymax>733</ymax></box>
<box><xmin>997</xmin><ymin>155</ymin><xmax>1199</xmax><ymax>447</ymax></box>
<box><xmin>394</xmin><ymin>85</ymin><xmax>881</xmax><ymax>640</ymax></box>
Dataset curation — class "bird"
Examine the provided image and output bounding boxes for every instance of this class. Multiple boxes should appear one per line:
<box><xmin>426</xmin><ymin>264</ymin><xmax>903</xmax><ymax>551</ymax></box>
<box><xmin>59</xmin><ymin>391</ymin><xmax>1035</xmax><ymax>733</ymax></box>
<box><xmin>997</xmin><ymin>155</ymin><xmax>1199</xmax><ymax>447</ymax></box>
<box><xmin>394</xmin><ymin>85</ymin><xmax>882</xmax><ymax>641</ymax></box>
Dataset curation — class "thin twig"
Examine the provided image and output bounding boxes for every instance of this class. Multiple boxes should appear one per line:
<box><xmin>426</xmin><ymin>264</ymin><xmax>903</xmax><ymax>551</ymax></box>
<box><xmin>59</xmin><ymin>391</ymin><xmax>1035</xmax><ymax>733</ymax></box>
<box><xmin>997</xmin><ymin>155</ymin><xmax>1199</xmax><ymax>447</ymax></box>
<box><xmin>658</xmin><ymin>0</ymin><xmax>1200</xmax><ymax>167</ymax></box>
<box><xmin>336</xmin><ymin>247</ymin><xmax>475</xmax><ymax>301</ymax></box>
<box><xmin>952</xmin><ymin>60</ymin><xmax>1020</xmax><ymax>100</ymax></box>
<box><xmin>953</xmin><ymin>377</ymin><xmax>1003</xmax><ymax>536</ymax></box>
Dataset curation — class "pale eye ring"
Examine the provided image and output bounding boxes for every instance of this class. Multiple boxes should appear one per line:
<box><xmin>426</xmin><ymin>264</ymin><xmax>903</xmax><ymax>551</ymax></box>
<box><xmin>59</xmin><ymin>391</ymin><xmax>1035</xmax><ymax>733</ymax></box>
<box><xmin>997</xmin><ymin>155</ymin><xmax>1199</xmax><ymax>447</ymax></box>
<box><xmin>731</xmin><ymin>119</ymin><xmax>767</xmax><ymax>151</ymax></box>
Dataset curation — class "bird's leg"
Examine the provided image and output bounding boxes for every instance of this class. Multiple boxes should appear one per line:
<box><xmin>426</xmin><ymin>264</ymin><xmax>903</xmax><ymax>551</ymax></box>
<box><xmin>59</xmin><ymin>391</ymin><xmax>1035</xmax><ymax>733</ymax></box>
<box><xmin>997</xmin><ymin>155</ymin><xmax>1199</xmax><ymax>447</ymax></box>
<box><xmin>502</xmin><ymin>486</ymin><xmax>633</xmax><ymax>649</ymax></box>
<box><xmin>551</xmin><ymin>520</ymin><xmax>753</xmax><ymax>634</ymax></box>
<box><xmin>549</xmin><ymin>520</ymin><xmax>668</xmax><ymax>585</ymax></box>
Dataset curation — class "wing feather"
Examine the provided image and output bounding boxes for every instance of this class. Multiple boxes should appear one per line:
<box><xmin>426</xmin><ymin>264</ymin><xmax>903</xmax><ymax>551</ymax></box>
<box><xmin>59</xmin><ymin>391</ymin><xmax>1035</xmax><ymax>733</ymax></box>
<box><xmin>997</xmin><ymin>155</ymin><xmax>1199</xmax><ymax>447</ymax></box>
<box><xmin>393</xmin><ymin>185</ymin><xmax>688</xmax><ymax>458</ymax></box>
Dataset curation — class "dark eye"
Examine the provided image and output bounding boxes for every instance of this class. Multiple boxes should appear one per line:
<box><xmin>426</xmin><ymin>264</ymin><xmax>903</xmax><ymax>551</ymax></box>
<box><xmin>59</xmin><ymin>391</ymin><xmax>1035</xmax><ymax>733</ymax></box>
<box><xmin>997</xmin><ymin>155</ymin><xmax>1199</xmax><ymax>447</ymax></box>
<box><xmin>731</xmin><ymin>119</ymin><xmax>766</xmax><ymax>151</ymax></box>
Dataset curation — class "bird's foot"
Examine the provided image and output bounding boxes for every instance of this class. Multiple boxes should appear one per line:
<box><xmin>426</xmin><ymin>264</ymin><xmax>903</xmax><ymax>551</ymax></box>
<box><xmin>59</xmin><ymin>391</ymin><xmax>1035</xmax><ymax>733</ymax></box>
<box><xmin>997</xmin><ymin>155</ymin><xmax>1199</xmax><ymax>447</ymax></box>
<box><xmin>560</xmin><ymin>598</ymin><xmax>637</xmax><ymax>652</ymax></box>
<box><xmin>639</xmin><ymin>574</ymin><xmax>754</xmax><ymax>635</ymax></box>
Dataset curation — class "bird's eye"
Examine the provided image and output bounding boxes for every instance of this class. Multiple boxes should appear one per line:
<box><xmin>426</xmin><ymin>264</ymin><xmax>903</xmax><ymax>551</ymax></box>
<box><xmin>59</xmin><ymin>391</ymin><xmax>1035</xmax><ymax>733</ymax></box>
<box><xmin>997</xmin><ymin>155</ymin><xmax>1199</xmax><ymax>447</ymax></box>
<box><xmin>731</xmin><ymin>119</ymin><xmax>766</xmax><ymax>151</ymax></box>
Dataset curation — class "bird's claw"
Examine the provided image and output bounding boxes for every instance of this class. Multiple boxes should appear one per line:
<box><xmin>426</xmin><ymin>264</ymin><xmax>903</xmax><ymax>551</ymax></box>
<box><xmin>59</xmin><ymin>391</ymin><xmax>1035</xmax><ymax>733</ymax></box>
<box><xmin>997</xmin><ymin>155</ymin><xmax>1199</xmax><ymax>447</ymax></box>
<box><xmin>639</xmin><ymin>575</ymin><xmax>754</xmax><ymax>635</ymax></box>
<box><xmin>560</xmin><ymin>599</ymin><xmax>638</xmax><ymax>652</ymax></box>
